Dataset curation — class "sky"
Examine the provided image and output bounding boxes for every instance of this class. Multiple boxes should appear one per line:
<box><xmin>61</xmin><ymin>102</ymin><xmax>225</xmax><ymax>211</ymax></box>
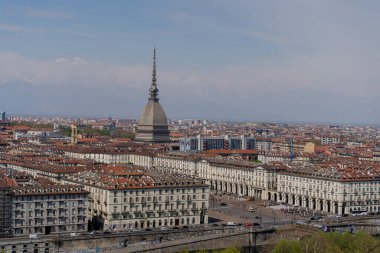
<box><xmin>0</xmin><ymin>0</ymin><xmax>379</xmax><ymax>124</ymax></box>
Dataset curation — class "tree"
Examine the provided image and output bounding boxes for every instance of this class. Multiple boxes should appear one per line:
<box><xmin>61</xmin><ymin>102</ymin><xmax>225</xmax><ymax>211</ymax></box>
<box><xmin>272</xmin><ymin>240</ymin><xmax>302</xmax><ymax>253</ymax></box>
<box><xmin>219</xmin><ymin>247</ymin><xmax>240</xmax><ymax>253</ymax></box>
<box><xmin>273</xmin><ymin>231</ymin><xmax>380</xmax><ymax>253</ymax></box>
<box><xmin>179</xmin><ymin>248</ymin><xmax>189</xmax><ymax>253</ymax></box>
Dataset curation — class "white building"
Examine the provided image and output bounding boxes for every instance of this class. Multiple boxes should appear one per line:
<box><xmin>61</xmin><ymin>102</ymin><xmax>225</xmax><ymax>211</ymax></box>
<box><xmin>1</xmin><ymin>172</ymin><xmax>89</xmax><ymax>237</ymax></box>
<box><xmin>277</xmin><ymin>164</ymin><xmax>380</xmax><ymax>215</ymax></box>
<box><xmin>63</xmin><ymin>166</ymin><xmax>209</xmax><ymax>231</ymax></box>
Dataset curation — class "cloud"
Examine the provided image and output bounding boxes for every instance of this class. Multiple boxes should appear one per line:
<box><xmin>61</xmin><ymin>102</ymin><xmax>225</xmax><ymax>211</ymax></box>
<box><xmin>0</xmin><ymin>52</ymin><xmax>379</xmax><ymax>99</ymax></box>
<box><xmin>0</xmin><ymin>23</ymin><xmax>25</xmax><ymax>32</ymax></box>
<box><xmin>12</xmin><ymin>5</ymin><xmax>72</xmax><ymax>19</ymax></box>
<box><xmin>0</xmin><ymin>52</ymin><xmax>379</xmax><ymax>123</ymax></box>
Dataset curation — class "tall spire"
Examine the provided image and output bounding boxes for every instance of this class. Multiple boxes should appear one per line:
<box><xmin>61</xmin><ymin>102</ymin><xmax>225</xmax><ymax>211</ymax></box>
<box><xmin>149</xmin><ymin>47</ymin><xmax>159</xmax><ymax>101</ymax></box>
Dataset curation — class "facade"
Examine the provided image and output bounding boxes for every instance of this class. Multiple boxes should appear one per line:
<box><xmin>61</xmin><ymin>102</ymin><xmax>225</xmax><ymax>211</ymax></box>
<box><xmin>321</xmin><ymin>136</ymin><xmax>340</xmax><ymax>145</ymax></box>
<box><xmin>63</xmin><ymin>149</ymin><xmax>153</xmax><ymax>168</ymax></box>
<box><xmin>255</xmin><ymin>139</ymin><xmax>273</xmax><ymax>151</ymax></box>
<box><xmin>135</xmin><ymin>49</ymin><xmax>170</xmax><ymax>143</ymax></box>
<box><xmin>258</xmin><ymin>152</ymin><xmax>293</xmax><ymax>163</ymax></box>
<box><xmin>198</xmin><ymin>159</ymin><xmax>284</xmax><ymax>200</ymax></box>
<box><xmin>63</xmin><ymin>148</ymin><xmax>380</xmax><ymax>215</ymax></box>
<box><xmin>154</xmin><ymin>152</ymin><xmax>201</xmax><ymax>176</ymax></box>
<box><xmin>0</xmin><ymin>177</ymin><xmax>11</xmax><ymax>237</ymax></box>
<box><xmin>180</xmin><ymin>135</ymin><xmax>256</xmax><ymax>151</ymax></box>
<box><xmin>63</xmin><ymin>166</ymin><xmax>209</xmax><ymax>231</ymax></box>
<box><xmin>0</xmin><ymin>171</ymin><xmax>89</xmax><ymax>237</ymax></box>
<box><xmin>277</xmin><ymin>165</ymin><xmax>380</xmax><ymax>215</ymax></box>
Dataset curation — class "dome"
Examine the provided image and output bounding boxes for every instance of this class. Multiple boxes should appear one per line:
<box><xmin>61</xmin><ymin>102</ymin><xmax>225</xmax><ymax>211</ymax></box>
<box><xmin>138</xmin><ymin>100</ymin><xmax>168</xmax><ymax>126</ymax></box>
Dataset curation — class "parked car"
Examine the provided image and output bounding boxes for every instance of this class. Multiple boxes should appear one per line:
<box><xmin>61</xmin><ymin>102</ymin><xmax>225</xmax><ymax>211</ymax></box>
<box><xmin>160</xmin><ymin>227</ymin><xmax>168</xmax><ymax>231</ymax></box>
<box><xmin>220</xmin><ymin>202</ymin><xmax>227</xmax><ymax>206</ymax></box>
<box><xmin>244</xmin><ymin>223</ymin><xmax>253</xmax><ymax>228</ymax></box>
<box><xmin>70</xmin><ymin>233</ymin><xmax>80</xmax><ymax>237</ymax></box>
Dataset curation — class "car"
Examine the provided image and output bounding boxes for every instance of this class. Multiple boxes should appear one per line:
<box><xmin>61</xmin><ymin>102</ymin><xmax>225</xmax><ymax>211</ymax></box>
<box><xmin>160</xmin><ymin>227</ymin><xmax>168</xmax><ymax>231</ymax></box>
<box><xmin>173</xmin><ymin>226</ymin><xmax>179</xmax><ymax>229</ymax></box>
<box><xmin>255</xmin><ymin>216</ymin><xmax>261</xmax><ymax>219</ymax></box>
<box><xmin>227</xmin><ymin>222</ymin><xmax>236</xmax><ymax>226</ymax></box>
<box><xmin>244</xmin><ymin>223</ymin><xmax>253</xmax><ymax>228</ymax></box>
<box><xmin>220</xmin><ymin>202</ymin><xmax>227</xmax><ymax>206</ymax></box>
<box><xmin>103</xmin><ymin>231</ymin><xmax>111</xmax><ymax>234</ymax></box>
<box><xmin>182</xmin><ymin>225</ymin><xmax>189</xmax><ymax>229</ymax></box>
<box><xmin>212</xmin><ymin>223</ymin><xmax>220</xmax><ymax>227</ymax></box>
<box><xmin>70</xmin><ymin>233</ymin><xmax>80</xmax><ymax>237</ymax></box>
<box><xmin>90</xmin><ymin>231</ymin><xmax>97</xmax><ymax>235</ymax></box>
<box><xmin>248</xmin><ymin>207</ymin><xmax>255</xmax><ymax>212</ymax></box>
<box><xmin>253</xmin><ymin>223</ymin><xmax>261</xmax><ymax>227</ymax></box>
<box><xmin>145</xmin><ymin>228</ymin><xmax>152</xmax><ymax>231</ymax></box>
<box><xmin>132</xmin><ymin>229</ymin><xmax>140</xmax><ymax>232</ymax></box>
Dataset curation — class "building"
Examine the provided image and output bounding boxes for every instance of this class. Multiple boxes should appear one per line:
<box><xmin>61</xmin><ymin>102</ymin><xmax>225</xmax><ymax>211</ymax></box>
<box><xmin>135</xmin><ymin>49</ymin><xmax>170</xmax><ymax>143</ymax></box>
<box><xmin>198</xmin><ymin>159</ymin><xmax>285</xmax><ymax>200</ymax></box>
<box><xmin>304</xmin><ymin>142</ymin><xmax>315</xmax><ymax>153</ymax></box>
<box><xmin>0</xmin><ymin>171</ymin><xmax>89</xmax><ymax>237</ymax></box>
<box><xmin>63</xmin><ymin>166</ymin><xmax>209</xmax><ymax>231</ymax></box>
<box><xmin>277</xmin><ymin>164</ymin><xmax>380</xmax><ymax>215</ymax></box>
<box><xmin>0</xmin><ymin>111</ymin><xmax>5</xmax><ymax>121</ymax></box>
<box><xmin>0</xmin><ymin>175</ymin><xmax>11</xmax><ymax>237</ymax></box>
<box><xmin>180</xmin><ymin>135</ymin><xmax>256</xmax><ymax>151</ymax></box>
<box><xmin>321</xmin><ymin>136</ymin><xmax>340</xmax><ymax>145</ymax></box>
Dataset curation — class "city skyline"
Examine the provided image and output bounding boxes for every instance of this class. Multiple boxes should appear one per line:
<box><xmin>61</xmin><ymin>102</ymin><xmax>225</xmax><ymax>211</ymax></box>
<box><xmin>0</xmin><ymin>1</ymin><xmax>379</xmax><ymax>124</ymax></box>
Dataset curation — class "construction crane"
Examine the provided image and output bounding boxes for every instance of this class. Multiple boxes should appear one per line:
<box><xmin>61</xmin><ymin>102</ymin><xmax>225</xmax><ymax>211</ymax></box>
<box><xmin>287</xmin><ymin>138</ymin><xmax>295</xmax><ymax>162</ymax></box>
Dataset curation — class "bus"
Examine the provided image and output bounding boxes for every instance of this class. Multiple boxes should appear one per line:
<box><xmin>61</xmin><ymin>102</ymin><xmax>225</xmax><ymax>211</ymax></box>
<box><xmin>350</xmin><ymin>210</ymin><xmax>368</xmax><ymax>216</ymax></box>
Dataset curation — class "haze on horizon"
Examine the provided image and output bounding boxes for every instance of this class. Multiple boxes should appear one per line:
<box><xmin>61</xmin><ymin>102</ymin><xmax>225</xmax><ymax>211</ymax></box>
<box><xmin>0</xmin><ymin>1</ymin><xmax>379</xmax><ymax>125</ymax></box>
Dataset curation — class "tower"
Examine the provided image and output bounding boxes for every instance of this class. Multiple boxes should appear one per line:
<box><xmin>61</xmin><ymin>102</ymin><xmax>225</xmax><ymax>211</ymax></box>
<box><xmin>0</xmin><ymin>111</ymin><xmax>5</xmax><ymax>121</ymax></box>
<box><xmin>135</xmin><ymin>48</ymin><xmax>170</xmax><ymax>143</ymax></box>
<box><xmin>71</xmin><ymin>123</ymin><xmax>78</xmax><ymax>145</ymax></box>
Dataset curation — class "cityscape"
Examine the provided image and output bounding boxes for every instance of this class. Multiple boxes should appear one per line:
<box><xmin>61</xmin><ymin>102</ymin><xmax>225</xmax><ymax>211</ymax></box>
<box><xmin>1</xmin><ymin>1</ymin><xmax>380</xmax><ymax>253</ymax></box>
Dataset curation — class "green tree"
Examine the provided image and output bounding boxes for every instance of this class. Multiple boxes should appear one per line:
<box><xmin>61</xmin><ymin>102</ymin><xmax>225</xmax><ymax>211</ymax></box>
<box><xmin>179</xmin><ymin>248</ymin><xmax>189</xmax><ymax>253</ymax></box>
<box><xmin>274</xmin><ymin>231</ymin><xmax>380</xmax><ymax>253</ymax></box>
<box><xmin>272</xmin><ymin>240</ymin><xmax>302</xmax><ymax>253</ymax></box>
<box><xmin>219</xmin><ymin>247</ymin><xmax>240</xmax><ymax>253</ymax></box>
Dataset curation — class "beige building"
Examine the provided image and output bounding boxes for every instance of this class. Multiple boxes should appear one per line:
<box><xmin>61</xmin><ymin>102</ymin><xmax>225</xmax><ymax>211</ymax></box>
<box><xmin>304</xmin><ymin>142</ymin><xmax>315</xmax><ymax>153</ymax></box>
<box><xmin>63</xmin><ymin>166</ymin><xmax>209</xmax><ymax>231</ymax></box>
<box><xmin>197</xmin><ymin>159</ymin><xmax>284</xmax><ymax>201</ymax></box>
<box><xmin>277</xmin><ymin>165</ymin><xmax>380</xmax><ymax>215</ymax></box>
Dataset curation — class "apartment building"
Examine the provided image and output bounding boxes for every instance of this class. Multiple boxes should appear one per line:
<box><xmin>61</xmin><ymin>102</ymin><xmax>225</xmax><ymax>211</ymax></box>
<box><xmin>198</xmin><ymin>159</ymin><xmax>285</xmax><ymax>200</ymax></box>
<box><xmin>0</xmin><ymin>171</ymin><xmax>89</xmax><ymax>237</ymax></box>
<box><xmin>63</xmin><ymin>166</ymin><xmax>209</xmax><ymax>231</ymax></box>
<box><xmin>277</xmin><ymin>164</ymin><xmax>380</xmax><ymax>215</ymax></box>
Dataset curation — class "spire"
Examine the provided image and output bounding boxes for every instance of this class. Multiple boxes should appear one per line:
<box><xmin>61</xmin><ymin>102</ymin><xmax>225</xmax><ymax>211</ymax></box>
<box><xmin>149</xmin><ymin>47</ymin><xmax>159</xmax><ymax>101</ymax></box>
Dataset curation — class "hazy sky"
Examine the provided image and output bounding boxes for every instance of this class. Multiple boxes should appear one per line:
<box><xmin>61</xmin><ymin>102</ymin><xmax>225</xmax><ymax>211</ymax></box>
<box><xmin>0</xmin><ymin>0</ymin><xmax>379</xmax><ymax>124</ymax></box>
